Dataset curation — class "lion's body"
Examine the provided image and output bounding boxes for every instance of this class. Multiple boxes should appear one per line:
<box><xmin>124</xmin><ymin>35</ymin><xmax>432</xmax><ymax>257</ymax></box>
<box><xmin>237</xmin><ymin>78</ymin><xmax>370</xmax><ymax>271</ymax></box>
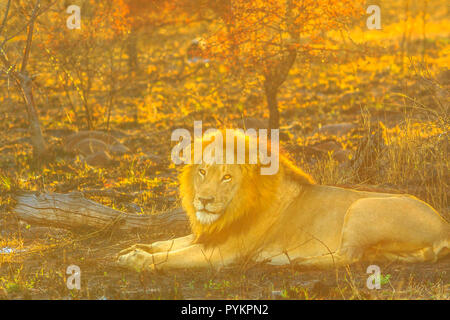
<box><xmin>253</xmin><ymin>183</ymin><xmax>449</xmax><ymax>266</ymax></box>
<box><xmin>117</xmin><ymin>130</ymin><xmax>450</xmax><ymax>271</ymax></box>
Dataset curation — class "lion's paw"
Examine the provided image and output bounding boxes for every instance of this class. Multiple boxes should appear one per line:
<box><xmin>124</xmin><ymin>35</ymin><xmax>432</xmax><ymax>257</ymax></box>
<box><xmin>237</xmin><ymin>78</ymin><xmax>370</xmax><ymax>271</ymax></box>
<box><xmin>116</xmin><ymin>249</ymin><xmax>155</xmax><ymax>272</ymax></box>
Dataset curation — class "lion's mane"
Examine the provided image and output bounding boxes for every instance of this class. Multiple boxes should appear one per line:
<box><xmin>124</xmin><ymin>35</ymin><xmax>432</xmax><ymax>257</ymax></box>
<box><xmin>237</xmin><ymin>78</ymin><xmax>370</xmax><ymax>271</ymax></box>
<box><xmin>179</xmin><ymin>129</ymin><xmax>315</xmax><ymax>245</ymax></box>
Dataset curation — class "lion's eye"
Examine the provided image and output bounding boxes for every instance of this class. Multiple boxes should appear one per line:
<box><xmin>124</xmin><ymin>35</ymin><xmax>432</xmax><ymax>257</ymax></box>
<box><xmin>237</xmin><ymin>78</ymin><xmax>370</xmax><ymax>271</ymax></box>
<box><xmin>222</xmin><ymin>174</ymin><xmax>232</xmax><ymax>182</ymax></box>
<box><xmin>199</xmin><ymin>169</ymin><xmax>206</xmax><ymax>176</ymax></box>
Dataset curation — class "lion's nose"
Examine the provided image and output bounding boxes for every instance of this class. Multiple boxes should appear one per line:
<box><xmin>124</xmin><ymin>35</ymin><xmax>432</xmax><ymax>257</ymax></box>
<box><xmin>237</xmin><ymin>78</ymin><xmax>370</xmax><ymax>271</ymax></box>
<box><xmin>198</xmin><ymin>196</ymin><xmax>215</xmax><ymax>206</ymax></box>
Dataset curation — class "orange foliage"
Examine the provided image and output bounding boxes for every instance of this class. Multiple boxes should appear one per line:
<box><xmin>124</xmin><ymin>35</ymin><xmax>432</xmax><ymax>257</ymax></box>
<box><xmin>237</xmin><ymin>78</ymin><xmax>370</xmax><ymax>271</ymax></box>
<box><xmin>42</xmin><ymin>0</ymin><xmax>131</xmax><ymax>51</ymax></box>
<box><xmin>205</xmin><ymin>0</ymin><xmax>365</xmax><ymax>75</ymax></box>
<box><xmin>124</xmin><ymin>0</ymin><xmax>210</xmax><ymax>29</ymax></box>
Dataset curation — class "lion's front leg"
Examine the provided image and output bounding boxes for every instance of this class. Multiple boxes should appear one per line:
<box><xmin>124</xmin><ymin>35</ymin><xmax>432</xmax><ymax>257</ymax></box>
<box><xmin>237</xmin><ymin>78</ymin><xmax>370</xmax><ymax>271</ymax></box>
<box><xmin>150</xmin><ymin>243</ymin><xmax>237</xmax><ymax>270</ymax></box>
<box><xmin>117</xmin><ymin>243</ymin><xmax>236</xmax><ymax>271</ymax></box>
<box><xmin>118</xmin><ymin>234</ymin><xmax>195</xmax><ymax>256</ymax></box>
<box><xmin>116</xmin><ymin>248</ymin><xmax>155</xmax><ymax>272</ymax></box>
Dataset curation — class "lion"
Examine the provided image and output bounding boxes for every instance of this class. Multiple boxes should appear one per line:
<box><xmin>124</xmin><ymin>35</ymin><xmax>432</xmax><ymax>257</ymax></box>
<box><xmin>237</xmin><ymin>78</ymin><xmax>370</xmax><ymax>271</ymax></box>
<box><xmin>117</xmin><ymin>129</ymin><xmax>450</xmax><ymax>271</ymax></box>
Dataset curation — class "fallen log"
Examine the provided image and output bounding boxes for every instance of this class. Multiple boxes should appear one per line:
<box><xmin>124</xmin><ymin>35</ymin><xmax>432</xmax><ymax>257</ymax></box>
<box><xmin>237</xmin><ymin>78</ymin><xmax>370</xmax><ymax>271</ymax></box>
<box><xmin>13</xmin><ymin>191</ymin><xmax>189</xmax><ymax>233</ymax></box>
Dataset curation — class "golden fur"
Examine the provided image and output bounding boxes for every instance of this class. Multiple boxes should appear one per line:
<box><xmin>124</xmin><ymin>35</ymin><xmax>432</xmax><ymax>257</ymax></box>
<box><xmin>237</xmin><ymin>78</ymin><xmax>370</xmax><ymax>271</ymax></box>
<box><xmin>179</xmin><ymin>139</ymin><xmax>314</xmax><ymax>245</ymax></box>
<box><xmin>117</xmin><ymin>130</ymin><xmax>450</xmax><ymax>271</ymax></box>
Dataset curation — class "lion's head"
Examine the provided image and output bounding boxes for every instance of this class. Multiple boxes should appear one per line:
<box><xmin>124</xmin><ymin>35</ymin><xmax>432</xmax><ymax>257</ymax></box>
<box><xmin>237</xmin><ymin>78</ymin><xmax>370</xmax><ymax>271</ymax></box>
<box><xmin>179</xmin><ymin>129</ymin><xmax>314</xmax><ymax>244</ymax></box>
<box><xmin>190</xmin><ymin>163</ymin><xmax>243</xmax><ymax>225</ymax></box>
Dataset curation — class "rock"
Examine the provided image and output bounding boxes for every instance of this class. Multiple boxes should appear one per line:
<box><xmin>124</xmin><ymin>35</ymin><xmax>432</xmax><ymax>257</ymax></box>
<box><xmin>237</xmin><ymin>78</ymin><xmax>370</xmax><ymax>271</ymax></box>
<box><xmin>73</xmin><ymin>138</ymin><xmax>109</xmax><ymax>156</ymax></box>
<box><xmin>45</xmin><ymin>128</ymin><xmax>75</xmax><ymax>138</ymax></box>
<box><xmin>109</xmin><ymin>143</ymin><xmax>130</xmax><ymax>155</ymax></box>
<box><xmin>73</xmin><ymin>138</ymin><xmax>129</xmax><ymax>156</ymax></box>
<box><xmin>83</xmin><ymin>150</ymin><xmax>113</xmax><ymax>167</ymax></box>
<box><xmin>64</xmin><ymin>131</ymin><xmax>120</xmax><ymax>152</ymax></box>
<box><xmin>64</xmin><ymin>131</ymin><xmax>130</xmax><ymax>163</ymax></box>
<box><xmin>104</xmin><ymin>129</ymin><xmax>129</xmax><ymax>139</ymax></box>
<box><xmin>310</xmin><ymin>140</ymin><xmax>342</xmax><ymax>153</ymax></box>
<box><xmin>317</xmin><ymin>123</ymin><xmax>357</xmax><ymax>136</ymax></box>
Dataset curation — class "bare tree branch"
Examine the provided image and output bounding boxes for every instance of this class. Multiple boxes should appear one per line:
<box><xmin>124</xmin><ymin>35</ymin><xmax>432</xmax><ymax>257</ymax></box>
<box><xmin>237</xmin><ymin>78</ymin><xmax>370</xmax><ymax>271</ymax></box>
<box><xmin>0</xmin><ymin>0</ymin><xmax>12</xmax><ymax>37</ymax></box>
<box><xmin>21</xmin><ymin>0</ymin><xmax>40</xmax><ymax>73</ymax></box>
<box><xmin>0</xmin><ymin>0</ymin><xmax>56</xmax><ymax>50</ymax></box>
<box><xmin>0</xmin><ymin>0</ymin><xmax>47</xmax><ymax>159</ymax></box>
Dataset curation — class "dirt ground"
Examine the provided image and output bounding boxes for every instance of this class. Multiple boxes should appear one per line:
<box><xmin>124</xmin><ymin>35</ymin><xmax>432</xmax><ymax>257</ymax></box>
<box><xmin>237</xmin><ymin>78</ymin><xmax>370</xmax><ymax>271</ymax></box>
<box><xmin>0</xmin><ymin>213</ymin><xmax>449</xmax><ymax>300</ymax></box>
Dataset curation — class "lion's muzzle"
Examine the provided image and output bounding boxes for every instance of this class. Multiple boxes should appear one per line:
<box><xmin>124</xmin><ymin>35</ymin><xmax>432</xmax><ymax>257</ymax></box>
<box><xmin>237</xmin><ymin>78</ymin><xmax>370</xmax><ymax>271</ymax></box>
<box><xmin>193</xmin><ymin>196</ymin><xmax>224</xmax><ymax>224</ymax></box>
<box><xmin>195</xmin><ymin>210</ymin><xmax>221</xmax><ymax>224</ymax></box>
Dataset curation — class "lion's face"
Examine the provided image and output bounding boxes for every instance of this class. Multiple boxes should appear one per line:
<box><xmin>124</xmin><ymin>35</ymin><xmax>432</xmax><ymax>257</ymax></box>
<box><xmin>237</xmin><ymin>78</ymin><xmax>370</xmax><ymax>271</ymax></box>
<box><xmin>192</xmin><ymin>164</ymin><xmax>243</xmax><ymax>225</ymax></box>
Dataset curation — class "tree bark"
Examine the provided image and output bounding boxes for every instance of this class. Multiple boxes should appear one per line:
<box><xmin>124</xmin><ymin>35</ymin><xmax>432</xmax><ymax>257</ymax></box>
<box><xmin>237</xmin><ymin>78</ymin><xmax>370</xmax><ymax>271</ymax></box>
<box><xmin>13</xmin><ymin>192</ymin><xmax>189</xmax><ymax>233</ymax></box>
<box><xmin>19</xmin><ymin>73</ymin><xmax>47</xmax><ymax>158</ymax></box>
<box><xmin>0</xmin><ymin>0</ymin><xmax>47</xmax><ymax>160</ymax></box>
<box><xmin>265</xmin><ymin>87</ymin><xmax>279</xmax><ymax>130</ymax></box>
<box><xmin>263</xmin><ymin>49</ymin><xmax>297</xmax><ymax>130</ymax></box>
<box><xmin>82</xmin><ymin>87</ymin><xmax>93</xmax><ymax>130</ymax></box>
<box><xmin>127</xmin><ymin>30</ymin><xmax>138</xmax><ymax>73</ymax></box>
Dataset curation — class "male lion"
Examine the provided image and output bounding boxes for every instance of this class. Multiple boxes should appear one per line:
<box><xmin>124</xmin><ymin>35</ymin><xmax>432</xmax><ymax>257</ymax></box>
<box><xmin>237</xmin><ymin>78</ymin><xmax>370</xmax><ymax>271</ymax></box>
<box><xmin>117</xmin><ymin>130</ymin><xmax>449</xmax><ymax>271</ymax></box>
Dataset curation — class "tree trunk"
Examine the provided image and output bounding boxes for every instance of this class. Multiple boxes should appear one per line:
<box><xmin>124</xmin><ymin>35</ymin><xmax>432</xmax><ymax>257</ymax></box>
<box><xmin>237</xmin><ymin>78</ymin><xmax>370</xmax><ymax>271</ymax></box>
<box><xmin>265</xmin><ymin>85</ymin><xmax>279</xmax><ymax>130</ymax></box>
<box><xmin>13</xmin><ymin>191</ymin><xmax>189</xmax><ymax>233</ymax></box>
<box><xmin>1</xmin><ymin>0</ymin><xmax>48</xmax><ymax>160</ymax></box>
<box><xmin>127</xmin><ymin>31</ymin><xmax>138</xmax><ymax>73</ymax></box>
<box><xmin>126</xmin><ymin>28</ymin><xmax>139</xmax><ymax>125</ymax></box>
<box><xmin>263</xmin><ymin>49</ymin><xmax>297</xmax><ymax>130</ymax></box>
<box><xmin>82</xmin><ymin>91</ymin><xmax>93</xmax><ymax>130</ymax></box>
<box><xmin>19</xmin><ymin>73</ymin><xmax>47</xmax><ymax>159</ymax></box>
